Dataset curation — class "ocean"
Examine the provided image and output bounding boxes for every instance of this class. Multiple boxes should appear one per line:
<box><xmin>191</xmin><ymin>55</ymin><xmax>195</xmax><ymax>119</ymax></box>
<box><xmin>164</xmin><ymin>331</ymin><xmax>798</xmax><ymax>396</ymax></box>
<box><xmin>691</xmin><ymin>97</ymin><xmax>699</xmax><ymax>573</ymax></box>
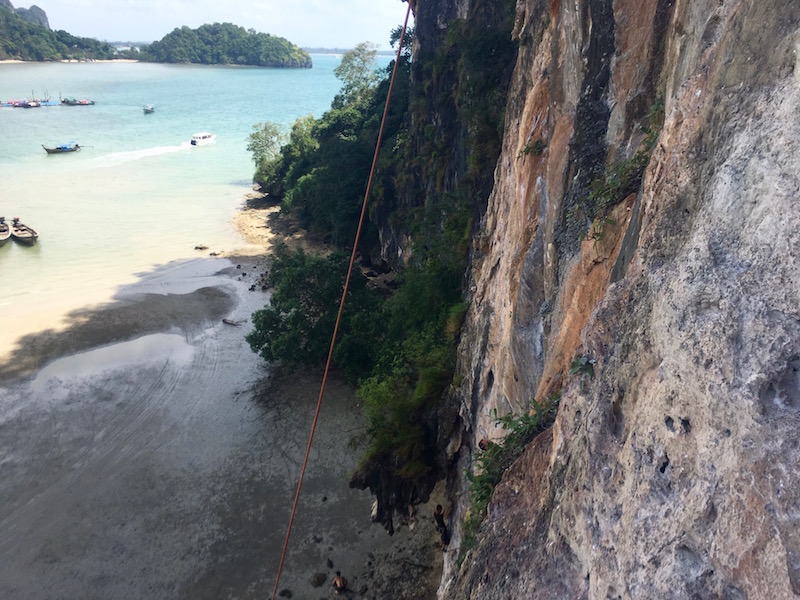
<box><xmin>0</xmin><ymin>56</ymin><xmax>384</xmax><ymax>360</ymax></box>
<box><xmin>0</xmin><ymin>55</ymin><xmax>406</xmax><ymax>599</ymax></box>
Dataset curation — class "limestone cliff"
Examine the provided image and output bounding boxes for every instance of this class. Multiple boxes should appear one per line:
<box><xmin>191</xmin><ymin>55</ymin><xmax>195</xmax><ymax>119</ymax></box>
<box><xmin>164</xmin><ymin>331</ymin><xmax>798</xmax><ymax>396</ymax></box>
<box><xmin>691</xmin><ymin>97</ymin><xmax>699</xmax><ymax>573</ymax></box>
<box><xmin>1</xmin><ymin>2</ymin><xmax>50</xmax><ymax>29</ymax></box>
<box><xmin>417</xmin><ymin>0</ymin><xmax>800</xmax><ymax>597</ymax></box>
<box><xmin>14</xmin><ymin>6</ymin><xmax>49</xmax><ymax>29</ymax></box>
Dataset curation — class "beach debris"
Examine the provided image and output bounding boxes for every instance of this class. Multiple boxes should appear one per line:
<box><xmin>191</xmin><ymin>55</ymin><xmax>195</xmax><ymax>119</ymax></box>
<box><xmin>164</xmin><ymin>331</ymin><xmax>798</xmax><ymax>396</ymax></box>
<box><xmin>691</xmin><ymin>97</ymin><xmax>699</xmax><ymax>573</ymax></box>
<box><xmin>194</xmin><ymin>244</ymin><xmax>208</xmax><ymax>250</ymax></box>
<box><xmin>310</xmin><ymin>572</ymin><xmax>327</xmax><ymax>587</ymax></box>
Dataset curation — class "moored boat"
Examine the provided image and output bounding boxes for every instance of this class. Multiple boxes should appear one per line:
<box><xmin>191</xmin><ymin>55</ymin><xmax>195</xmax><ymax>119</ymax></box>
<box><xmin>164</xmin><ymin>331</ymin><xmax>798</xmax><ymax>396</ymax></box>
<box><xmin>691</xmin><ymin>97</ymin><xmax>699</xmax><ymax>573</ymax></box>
<box><xmin>10</xmin><ymin>217</ymin><xmax>38</xmax><ymax>245</ymax></box>
<box><xmin>43</xmin><ymin>142</ymin><xmax>81</xmax><ymax>154</ymax></box>
<box><xmin>190</xmin><ymin>132</ymin><xmax>216</xmax><ymax>146</ymax></box>
<box><xmin>143</xmin><ymin>104</ymin><xmax>155</xmax><ymax>114</ymax></box>
<box><xmin>61</xmin><ymin>97</ymin><xmax>95</xmax><ymax>106</ymax></box>
<box><xmin>0</xmin><ymin>217</ymin><xmax>10</xmax><ymax>247</ymax></box>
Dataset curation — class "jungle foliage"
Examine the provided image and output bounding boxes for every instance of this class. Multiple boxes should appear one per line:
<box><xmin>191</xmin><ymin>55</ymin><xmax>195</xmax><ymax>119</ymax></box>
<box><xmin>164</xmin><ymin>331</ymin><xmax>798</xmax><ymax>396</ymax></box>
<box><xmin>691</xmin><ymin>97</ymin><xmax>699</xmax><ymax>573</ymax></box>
<box><xmin>248</xmin><ymin>10</ymin><xmax>518</xmax><ymax>519</ymax></box>
<box><xmin>246</xmin><ymin>244</ymin><xmax>382</xmax><ymax>383</ymax></box>
<box><xmin>254</xmin><ymin>39</ymin><xmax>410</xmax><ymax>246</ymax></box>
<box><xmin>140</xmin><ymin>23</ymin><xmax>311</xmax><ymax>67</ymax></box>
<box><xmin>0</xmin><ymin>8</ymin><xmax>117</xmax><ymax>61</ymax></box>
<box><xmin>0</xmin><ymin>9</ymin><xmax>310</xmax><ymax>66</ymax></box>
<box><xmin>248</xmin><ymin>32</ymin><xmax>464</xmax><ymax>494</ymax></box>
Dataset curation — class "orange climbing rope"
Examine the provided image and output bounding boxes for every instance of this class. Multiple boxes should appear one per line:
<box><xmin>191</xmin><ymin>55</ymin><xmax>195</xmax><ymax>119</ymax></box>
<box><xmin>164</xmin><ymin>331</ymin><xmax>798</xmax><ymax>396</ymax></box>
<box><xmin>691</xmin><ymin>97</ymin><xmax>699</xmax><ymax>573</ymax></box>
<box><xmin>269</xmin><ymin>4</ymin><xmax>414</xmax><ymax>599</ymax></box>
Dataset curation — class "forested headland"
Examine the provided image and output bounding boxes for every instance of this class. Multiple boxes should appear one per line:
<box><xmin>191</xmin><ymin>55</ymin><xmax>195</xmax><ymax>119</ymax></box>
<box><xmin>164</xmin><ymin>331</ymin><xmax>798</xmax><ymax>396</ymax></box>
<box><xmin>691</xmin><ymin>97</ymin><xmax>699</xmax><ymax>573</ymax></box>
<box><xmin>0</xmin><ymin>5</ymin><xmax>117</xmax><ymax>61</ymax></box>
<box><xmin>0</xmin><ymin>2</ymin><xmax>310</xmax><ymax>67</ymax></box>
<box><xmin>139</xmin><ymin>23</ymin><xmax>311</xmax><ymax>68</ymax></box>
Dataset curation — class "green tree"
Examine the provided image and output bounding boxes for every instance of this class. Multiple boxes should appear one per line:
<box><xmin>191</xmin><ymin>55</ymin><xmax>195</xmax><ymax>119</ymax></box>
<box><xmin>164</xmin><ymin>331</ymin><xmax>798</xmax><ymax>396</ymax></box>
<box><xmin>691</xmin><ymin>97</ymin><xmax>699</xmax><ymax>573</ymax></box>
<box><xmin>255</xmin><ymin>114</ymin><xmax>318</xmax><ymax>200</ymax></box>
<box><xmin>245</xmin><ymin>244</ymin><xmax>381</xmax><ymax>379</ymax></box>
<box><xmin>333</xmin><ymin>41</ymin><xmax>379</xmax><ymax>107</ymax></box>
<box><xmin>247</xmin><ymin>121</ymin><xmax>286</xmax><ymax>167</ymax></box>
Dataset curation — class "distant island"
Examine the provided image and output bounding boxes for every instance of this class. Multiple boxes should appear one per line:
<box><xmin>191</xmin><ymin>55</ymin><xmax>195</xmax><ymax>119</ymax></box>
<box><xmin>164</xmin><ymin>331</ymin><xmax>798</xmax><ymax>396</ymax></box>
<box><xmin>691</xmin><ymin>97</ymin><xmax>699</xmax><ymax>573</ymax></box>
<box><xmin>0</xmin><ymin>2</ymin><xmax>310</xmax><ymax>67</ymax></box>
<box><xmin>304</xmin><ymin>47</ymin><xmax>397</xmax><ymax>56</ymax></box>
<box><xmin>140</xmin><ymin>23</ymin><xmax>311</xmax><ymax>68</ymax></box>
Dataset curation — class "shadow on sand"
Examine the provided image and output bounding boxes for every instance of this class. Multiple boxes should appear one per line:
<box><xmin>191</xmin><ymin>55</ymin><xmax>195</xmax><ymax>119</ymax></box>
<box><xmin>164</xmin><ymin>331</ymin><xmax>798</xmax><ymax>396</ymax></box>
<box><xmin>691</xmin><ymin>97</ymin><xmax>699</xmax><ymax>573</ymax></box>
<box><xmin>0</xmin><ymin>259</ymin><xmax>238</xmax><ymax>384</ymax></box>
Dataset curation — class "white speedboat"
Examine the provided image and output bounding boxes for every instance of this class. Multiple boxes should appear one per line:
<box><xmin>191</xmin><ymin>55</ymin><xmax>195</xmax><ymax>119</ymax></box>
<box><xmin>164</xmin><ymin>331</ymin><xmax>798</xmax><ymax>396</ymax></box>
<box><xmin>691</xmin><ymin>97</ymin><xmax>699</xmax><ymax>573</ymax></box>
<box><xmin>190</xmin><ymin>132</ymin><xmax>216</xmax><ymax>146</ymax></box>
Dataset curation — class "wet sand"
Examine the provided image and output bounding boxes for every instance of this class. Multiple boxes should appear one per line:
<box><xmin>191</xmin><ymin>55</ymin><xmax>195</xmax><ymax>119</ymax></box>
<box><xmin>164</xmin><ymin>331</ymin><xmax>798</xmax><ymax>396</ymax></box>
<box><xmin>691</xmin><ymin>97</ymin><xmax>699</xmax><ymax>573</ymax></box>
<box><xmin>0</xmin><ymin>199</ymin><xmax>441</xmax><ymax>599</ymax></box>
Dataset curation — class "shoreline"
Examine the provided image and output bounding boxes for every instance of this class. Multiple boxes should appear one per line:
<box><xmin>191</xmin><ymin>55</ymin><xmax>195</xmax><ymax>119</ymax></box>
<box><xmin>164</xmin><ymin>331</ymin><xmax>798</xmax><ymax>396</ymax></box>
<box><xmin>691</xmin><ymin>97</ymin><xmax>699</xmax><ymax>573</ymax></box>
<box><xmin>0</xmin><ymin>191</ymin><xmax>442</xmax><ymax>599</ymax></box>
<box><xmin>227</xmin><ymin>195</ymin><xmax>445</xmax><ymax>599</ymax></box>
<box><xmin>0</xmin><ymin>58</ymin><xmax>140</xmax><ymax>64</ymax></box>
<box><xmin>229</xmin><ymin>194</ymin><xmax>445</xmax><ymax>598</ymax></box>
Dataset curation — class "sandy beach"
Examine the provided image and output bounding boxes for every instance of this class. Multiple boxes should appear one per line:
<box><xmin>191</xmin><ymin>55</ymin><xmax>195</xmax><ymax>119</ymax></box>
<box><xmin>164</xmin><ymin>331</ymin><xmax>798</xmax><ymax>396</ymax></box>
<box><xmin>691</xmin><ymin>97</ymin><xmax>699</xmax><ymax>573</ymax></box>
<box><xmin>0</xmin><ymin>59</ymin><xmax>139</xmax><ymax>64</ymax></box>
<box><xmin>0</xmin><ymin>197</ymin><xmax>441</xmax><ymax>599</ymax></box>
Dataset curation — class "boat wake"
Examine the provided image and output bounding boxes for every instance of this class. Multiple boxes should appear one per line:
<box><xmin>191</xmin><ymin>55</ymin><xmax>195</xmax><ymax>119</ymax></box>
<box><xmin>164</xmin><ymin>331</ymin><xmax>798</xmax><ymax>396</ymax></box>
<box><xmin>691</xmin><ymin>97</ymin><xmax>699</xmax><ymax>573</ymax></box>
<box><xmin>94</xmin><ymin>142</ymin><xmax>193</xmax><ymax>167</ymax></box>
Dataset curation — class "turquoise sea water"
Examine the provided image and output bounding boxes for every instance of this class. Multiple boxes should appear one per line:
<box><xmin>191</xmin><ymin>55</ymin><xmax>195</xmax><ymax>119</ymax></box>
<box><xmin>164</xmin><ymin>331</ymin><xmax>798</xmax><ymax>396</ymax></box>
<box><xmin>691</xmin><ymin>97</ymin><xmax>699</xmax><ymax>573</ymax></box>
<box><xmin>0</xmin><ymin>56</ymin><xmax>386</xmax><ymax>356</ymax></box>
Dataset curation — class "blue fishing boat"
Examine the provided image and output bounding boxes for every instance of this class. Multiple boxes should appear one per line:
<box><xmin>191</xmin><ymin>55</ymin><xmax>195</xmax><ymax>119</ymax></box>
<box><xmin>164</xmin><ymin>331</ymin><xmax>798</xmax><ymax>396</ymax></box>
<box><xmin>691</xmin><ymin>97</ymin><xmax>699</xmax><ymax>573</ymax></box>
<box><xmin>42</xmin><ymin>141</ymin><xmax>81</xmax><ymax>154</ymax></box>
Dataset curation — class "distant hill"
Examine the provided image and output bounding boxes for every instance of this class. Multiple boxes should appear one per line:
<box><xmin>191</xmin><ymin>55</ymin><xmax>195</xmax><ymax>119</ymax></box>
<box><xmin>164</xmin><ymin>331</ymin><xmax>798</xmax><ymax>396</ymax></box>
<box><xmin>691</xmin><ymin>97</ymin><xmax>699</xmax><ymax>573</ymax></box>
<box><xmin>13</xmin><ymin>3</ymin><xmax>48</xmax><ymax>28</ymax></box>
<box><xmin>304</xmin><ymin>47</ymin><xmax>397</xmax><ymax>56</ymax></box>
<box><xmin>303</xmin><ymin>47</ymin><xmax>351</xmax><ymax>55</ymax></box>
<box><xmin>0</xmin><ymin>0</ymin><xmax>48</xmax><ymax>28</ymax></box>
<box><xmin>0</xmin><ymin>3</ymin><xmax>117</xmax><ymax>60</ymax></box>
<box><xmin>0</xmin><ymin>6</ymin><xmax>310</xmax><ymax>67</ymax></box>
<box><xmin>141</xmin><ymin>23</ymin><xmax>312</xmax><ymax>68</ymax></box>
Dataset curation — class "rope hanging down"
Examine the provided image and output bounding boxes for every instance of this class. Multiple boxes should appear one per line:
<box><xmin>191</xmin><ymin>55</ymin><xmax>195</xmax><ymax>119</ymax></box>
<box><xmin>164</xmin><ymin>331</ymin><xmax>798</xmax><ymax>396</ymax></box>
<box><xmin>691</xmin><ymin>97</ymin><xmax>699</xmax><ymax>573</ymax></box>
<box><xmin>269</xmin><ymin>4</ymin><xmax>414</xmax><ymax>599</ymax></box>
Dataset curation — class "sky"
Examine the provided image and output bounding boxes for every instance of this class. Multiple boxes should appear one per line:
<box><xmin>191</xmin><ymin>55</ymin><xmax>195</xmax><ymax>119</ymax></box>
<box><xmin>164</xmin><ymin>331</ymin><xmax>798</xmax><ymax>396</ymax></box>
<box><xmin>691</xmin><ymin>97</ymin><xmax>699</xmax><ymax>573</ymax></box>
<box><xmin>25</xmin><ymin>0</ymin><xmax>411</xmax><ymax>49</ymax></box>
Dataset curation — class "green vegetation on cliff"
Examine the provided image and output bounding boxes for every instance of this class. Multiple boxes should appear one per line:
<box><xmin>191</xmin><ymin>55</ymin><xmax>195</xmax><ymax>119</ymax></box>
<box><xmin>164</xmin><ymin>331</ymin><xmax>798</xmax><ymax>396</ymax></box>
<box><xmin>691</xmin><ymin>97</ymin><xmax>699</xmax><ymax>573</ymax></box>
<box><xmin>247</xmin><ymin>2</ymin><xmax>518</xmax><ymax>530</ymax></box>
<box><xmin>252</xmin><ymin>41</ymin><xmax>403</xmax><ymax>244</ymax></box>
<box><xmin>0</xmin><ymin>7</ymin><xmax>116</xmax><ymax>60</ymax></box>
<box><xmin>572</xmin><ymin>96</ymin><xmax>665</xmax><ymax>243</ymax></box>
<box><xmin>140</xmin><ymin>23</ymin><xmax>311</xmax><ymax>67</ymax></box>
<box><xmin>459</xmin><ymin>395</ymin><xmax>559</xmax><ymax>566</ymax></box>
<box><xmin>248</xmin><ymin>33</ymin><xmax>462</xmax><ymax>516</ymax></box>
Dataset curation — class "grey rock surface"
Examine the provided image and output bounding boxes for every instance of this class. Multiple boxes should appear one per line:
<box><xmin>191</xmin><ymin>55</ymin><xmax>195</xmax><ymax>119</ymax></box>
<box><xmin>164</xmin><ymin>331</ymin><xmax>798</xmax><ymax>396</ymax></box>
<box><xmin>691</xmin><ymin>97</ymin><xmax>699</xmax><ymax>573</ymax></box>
<box><xmin>438</xmin><ymin>0</ymin><xmax>800</xmax><ymax>597</ymax></box>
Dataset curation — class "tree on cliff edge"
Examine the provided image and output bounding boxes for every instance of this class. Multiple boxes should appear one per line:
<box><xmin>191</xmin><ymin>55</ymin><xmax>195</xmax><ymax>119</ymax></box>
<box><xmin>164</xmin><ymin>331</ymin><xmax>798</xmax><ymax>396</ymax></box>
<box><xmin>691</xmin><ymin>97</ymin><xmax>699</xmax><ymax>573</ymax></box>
<box><xmin>333</xmin><ymin>41</ymin><xmax>380</xmax><ymax>107</ymax></box>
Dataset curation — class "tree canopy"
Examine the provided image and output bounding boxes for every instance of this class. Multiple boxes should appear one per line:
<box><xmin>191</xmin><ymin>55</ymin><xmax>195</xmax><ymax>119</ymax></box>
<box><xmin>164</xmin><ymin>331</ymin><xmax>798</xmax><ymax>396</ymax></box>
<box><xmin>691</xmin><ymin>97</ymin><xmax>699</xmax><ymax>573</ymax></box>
<box><xmin>253</xmin><ymin>42</ymin><xmax>410</xmax><ymax>245</ymax></box>
<box><xmin>247</xmin><ymin>122</ymin><xmax>287</xmax><ymax>167</ymax></box>
<box><xmin>246</xmin><ymin>29</ymin><xmax>471</xmax><ymax>517</ymax></box>
<box><xmin>140</xmin><ymin>23</ymin><xmax>311</xmax><ymax>68</ymax></box>
<box><xmin>332</xmin><ymin>41</ymin><xmax>380</xmax><ymax>107</ymax></box>
<box><xmin>0</xmin><ymin>7</ymin><xmax>116</xmax><ymax>61</ymax></box>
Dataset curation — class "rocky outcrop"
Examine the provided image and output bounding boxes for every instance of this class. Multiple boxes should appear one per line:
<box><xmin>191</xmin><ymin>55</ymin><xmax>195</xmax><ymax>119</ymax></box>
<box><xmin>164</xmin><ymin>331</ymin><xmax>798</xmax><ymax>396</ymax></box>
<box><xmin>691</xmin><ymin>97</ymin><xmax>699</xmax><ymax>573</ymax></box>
<box><xmin>15</xmin><ymin>5</ymin><xmax>49</xmax><ymax>29</ymax></box>
<box><xmin>373</xmin><ymin>0</ymin><xmax>517</xmax><ymax>268</ymax></box>
<box><xmin>433</xmin><ymin>0</ymin><xmax>800</xmax><ymax>597</ymax></box>
<box><xmin>1</xmin><ymin>2</ymin><xmax>50</xmax><ymax>28</ymax></box>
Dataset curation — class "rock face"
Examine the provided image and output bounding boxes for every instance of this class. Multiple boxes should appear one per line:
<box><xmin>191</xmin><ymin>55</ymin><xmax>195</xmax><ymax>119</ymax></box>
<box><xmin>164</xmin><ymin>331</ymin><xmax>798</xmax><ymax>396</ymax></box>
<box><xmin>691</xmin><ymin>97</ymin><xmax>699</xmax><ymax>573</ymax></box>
<box><xmin>15</xmin><ymin>6</ymin><xmax>50</xmax><ymax>29</ymax></box>
<box><xmin>372</xmin><ymin>0</ymin><xmax>517</xmax><ymax>269</ymax></box>
<box><xmin>431</xmin><ymin>0</ymin><xmax>800</xmax><ymax>598</ymax></box>
<box><xmin>1</xmin><ymin>2</ymin><xmax>51</xmax><ymax>29</ymax></box>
